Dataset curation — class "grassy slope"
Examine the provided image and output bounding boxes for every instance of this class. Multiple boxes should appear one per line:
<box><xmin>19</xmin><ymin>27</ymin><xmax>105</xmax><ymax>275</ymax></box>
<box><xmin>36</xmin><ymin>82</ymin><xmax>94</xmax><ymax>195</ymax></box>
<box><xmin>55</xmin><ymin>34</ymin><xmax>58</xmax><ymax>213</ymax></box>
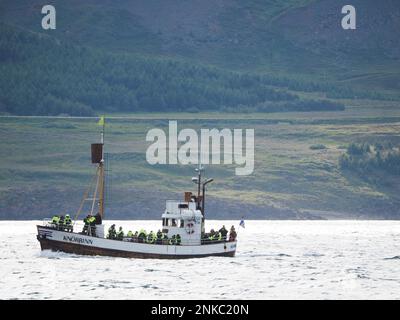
<box><xmin>1</xmin><ymin>104</ymin><xmax>400</xmax><ymax>219</ymax></box>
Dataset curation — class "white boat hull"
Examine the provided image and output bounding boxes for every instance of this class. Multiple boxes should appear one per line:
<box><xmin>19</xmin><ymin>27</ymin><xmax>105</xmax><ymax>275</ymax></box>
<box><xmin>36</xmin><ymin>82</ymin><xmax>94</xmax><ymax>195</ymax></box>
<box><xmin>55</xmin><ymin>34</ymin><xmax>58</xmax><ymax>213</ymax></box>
<box><xmin>37</xmin><ymin>226</ymin><xmax>237</xmax><ymax>259</ymax></box>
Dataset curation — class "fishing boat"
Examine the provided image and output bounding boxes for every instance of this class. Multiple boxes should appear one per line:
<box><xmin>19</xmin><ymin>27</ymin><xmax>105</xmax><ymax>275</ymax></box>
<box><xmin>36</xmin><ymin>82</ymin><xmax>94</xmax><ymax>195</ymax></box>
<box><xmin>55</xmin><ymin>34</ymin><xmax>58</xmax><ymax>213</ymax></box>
<box><xmin>36</xmin><ymin>121</ymin><xmax>237</xmax><ymax>259</ymax></box>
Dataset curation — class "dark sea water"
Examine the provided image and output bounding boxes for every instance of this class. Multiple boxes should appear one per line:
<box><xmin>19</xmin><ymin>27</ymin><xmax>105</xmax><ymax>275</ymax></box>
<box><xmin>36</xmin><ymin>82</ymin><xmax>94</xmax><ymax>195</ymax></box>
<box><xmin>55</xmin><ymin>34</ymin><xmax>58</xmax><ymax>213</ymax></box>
<box><xmin>1</xmin><ymin>220</ymin><xmax>400</xmax><ymax>299</ymax></box>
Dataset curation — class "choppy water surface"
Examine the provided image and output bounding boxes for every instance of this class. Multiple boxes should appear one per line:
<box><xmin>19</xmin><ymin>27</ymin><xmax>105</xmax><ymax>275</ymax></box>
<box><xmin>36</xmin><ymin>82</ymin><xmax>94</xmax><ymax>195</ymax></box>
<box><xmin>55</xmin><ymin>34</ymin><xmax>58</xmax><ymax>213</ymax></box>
<box><xmin>0</xmin><ymin>220</ymin><xmax>399</xmax><ymax>299</ymax></box>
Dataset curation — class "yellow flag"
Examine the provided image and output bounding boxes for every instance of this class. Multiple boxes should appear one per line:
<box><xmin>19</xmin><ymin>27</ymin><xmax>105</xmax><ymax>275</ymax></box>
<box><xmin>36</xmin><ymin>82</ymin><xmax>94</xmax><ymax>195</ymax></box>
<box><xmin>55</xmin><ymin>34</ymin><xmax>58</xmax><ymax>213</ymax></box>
<box><xmin>97</xmin><ymin>115</ymin><xmax>105</xmax><ymax>126</ymax></box>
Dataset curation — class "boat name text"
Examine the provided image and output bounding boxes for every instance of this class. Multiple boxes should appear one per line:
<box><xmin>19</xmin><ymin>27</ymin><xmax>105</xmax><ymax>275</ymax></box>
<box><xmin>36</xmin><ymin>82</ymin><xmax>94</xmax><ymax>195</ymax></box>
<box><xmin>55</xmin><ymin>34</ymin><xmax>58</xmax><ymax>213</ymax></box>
<box><xmin>63</xmin><ymin>235</ymin><xmax>93</xmax><ymax>245</ymax></box>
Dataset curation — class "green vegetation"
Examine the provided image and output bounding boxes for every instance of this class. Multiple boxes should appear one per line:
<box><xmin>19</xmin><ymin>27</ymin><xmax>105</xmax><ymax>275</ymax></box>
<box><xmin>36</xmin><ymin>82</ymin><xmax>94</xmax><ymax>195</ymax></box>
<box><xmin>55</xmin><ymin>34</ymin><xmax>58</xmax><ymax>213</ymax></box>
<box><xmin>1</xmin><ymin>0</ymin><xmax>399</xmax><ymax>116</ymax></box>
<box><xmin>309</xmin><ymin>144</ymin><xmax>327</xmax><ymax>150</ymax></box>
<box><xmin>1</xmin><ymin>105</ymin><xmax>400</xmax><ymax>219</ymax></box>
<box><xmin>0</xmin><ymin>24</ymin><xmax>350</xmax><ymax>116</ymax></box>
<box><xmin>339</xmin><ymin>143</ymin><xmax>400</xmax><ymax>175</ymax></box>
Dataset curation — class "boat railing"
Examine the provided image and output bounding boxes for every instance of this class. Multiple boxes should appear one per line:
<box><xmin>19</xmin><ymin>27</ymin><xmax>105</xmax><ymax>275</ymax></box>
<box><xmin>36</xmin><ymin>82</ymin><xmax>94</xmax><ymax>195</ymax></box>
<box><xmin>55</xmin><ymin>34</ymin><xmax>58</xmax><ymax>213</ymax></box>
<box><xmin>118</xmin><ymin>237</ymin><xmax>235</xmax><ymax>246</ymax></box>
<box><xmin>42</xmin><ymin>218</ymin><xmax>76</xmax><ymax>227</ymax></box>
<box><xmin>42</xmin><ymin>219</ymin><xmax>83</xmax><ymax>234</ymax></box>
<box><xmin>42</xmin><ymin>219</ymin><xmax>92</xmax><ymax>228</ymax></box>
<box><xmin>42</xmin><ymin>218</ymin><xmax>52</xmax><ymax>226</ymax></box>
<box><xmin>41</xmin><ymin>219</ymin><xmax>237</xmax><ymax>244</ymax></box>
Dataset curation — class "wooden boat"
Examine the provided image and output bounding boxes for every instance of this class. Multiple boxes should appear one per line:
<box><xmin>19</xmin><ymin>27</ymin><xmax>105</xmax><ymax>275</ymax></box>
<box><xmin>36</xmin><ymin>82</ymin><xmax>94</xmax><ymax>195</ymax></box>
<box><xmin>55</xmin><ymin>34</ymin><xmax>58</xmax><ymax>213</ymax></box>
<box><xmin>37</xmin><ymin>120</ymin><xmax>237</xmax><ymax>259</ymax></box>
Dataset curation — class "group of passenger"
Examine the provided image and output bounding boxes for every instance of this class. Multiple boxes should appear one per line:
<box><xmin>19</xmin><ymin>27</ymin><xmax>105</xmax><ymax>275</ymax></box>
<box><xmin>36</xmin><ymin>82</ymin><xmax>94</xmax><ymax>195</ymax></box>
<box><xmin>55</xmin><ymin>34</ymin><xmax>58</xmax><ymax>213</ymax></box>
<box><xmin>106</xmin><ymin>224</ymin><xmax>237</xmax><ymax>245</ymax></box>
<box><xmin>50</xmin><ymin>212</ymin><xmax>105</xmax><ymax>236</ymax></box>
<box><xmin>106</xmin><ymin>225</ymin><xmax>182</xmax><ymax>245</ymax></box>
<box><xmin>50</xmin><ymin>214</ymin><xmax>73</xmax><ymax>232</ymax></box>
<box><xmin>202</xmin><ymin>225</ymin><xmax>236</xmax><ymax>244</ymax></box>
<box><xmin>81</xmin><ymin>213</ymin><xmax>102</xmax><ymax>236</ymax></box>
<box><xmin>49</xmin><ymin>214</ymin><xmax>238</xmax><ymax>245</ymax></box>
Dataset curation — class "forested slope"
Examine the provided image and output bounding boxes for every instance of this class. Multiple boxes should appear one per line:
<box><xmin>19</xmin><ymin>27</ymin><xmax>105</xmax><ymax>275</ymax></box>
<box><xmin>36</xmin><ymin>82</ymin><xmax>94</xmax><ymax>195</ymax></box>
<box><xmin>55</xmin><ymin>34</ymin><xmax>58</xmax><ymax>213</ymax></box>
<box><xmin>0</xmin><ymin>24</ymin><xmax>347</xmax><ymax>115</ymax></box>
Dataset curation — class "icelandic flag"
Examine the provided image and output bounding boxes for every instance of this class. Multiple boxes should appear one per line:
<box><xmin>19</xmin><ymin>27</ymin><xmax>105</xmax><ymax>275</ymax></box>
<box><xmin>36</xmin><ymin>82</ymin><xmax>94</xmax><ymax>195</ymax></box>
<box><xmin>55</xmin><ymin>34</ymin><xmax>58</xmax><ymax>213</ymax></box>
<box><xmin>239</xmin><ymin>219</ymin><xmax>245</xmax><ymax>228</ymax></box>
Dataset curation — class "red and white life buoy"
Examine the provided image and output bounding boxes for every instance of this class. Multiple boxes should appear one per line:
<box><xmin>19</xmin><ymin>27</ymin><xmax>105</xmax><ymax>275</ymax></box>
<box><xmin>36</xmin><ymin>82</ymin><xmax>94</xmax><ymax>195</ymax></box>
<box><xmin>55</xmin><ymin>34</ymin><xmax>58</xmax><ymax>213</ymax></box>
<box><xmin>185</xmin><ymin>222</ymin><xmax>195</xmax><ymax>234</ymax></box>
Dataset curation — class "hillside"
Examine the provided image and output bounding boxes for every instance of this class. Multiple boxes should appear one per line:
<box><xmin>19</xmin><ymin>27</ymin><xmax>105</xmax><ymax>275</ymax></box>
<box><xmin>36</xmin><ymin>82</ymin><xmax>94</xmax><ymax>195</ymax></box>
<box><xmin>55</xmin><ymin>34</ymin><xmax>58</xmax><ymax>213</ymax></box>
<box><xmin>0</xmin><ymin>22</ymin><xmax>350</xmax><ymax>116</ymax></box>
<box><xmin>0</xmin><ymin>1</ymin><xmax>399</xmax><ymax>115</ymax></box>
<box><xmin>1</xmin><ymin>1</ymin><xmax>400</xmax><ymax>80</ymax></box>
<box><xmin>1</xmin><ymin>1</ymin><xmax>400</xmax><ymax>220</ymax></box>
<box><xmin>1</xmin><ymin>107</ymin><xmax>400</xmax><ymax>220</ymax></box>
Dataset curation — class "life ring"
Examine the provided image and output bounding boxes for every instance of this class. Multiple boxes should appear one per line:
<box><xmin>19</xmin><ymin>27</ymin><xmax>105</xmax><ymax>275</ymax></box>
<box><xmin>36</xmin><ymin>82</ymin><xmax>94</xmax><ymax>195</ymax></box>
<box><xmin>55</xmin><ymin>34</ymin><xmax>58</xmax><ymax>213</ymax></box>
<box><xmin>185</xmin><ymin>222</ymin><xmax>195</xmax><ymax>234</ymax></box>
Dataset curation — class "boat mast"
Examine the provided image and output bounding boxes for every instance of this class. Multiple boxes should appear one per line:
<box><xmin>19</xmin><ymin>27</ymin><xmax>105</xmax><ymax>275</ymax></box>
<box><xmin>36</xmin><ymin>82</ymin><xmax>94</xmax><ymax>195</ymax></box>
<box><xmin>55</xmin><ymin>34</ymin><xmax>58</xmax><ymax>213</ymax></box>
<box><xmin>195</xmin><ymin>164</ymin><xmax>203</xmax><ymax>211</ymax></box>
<box><xmin>98</xmin><ymin>119</ymin><xmax>105</xmax><ymax>219</ymax></box>
<box><xmin>89</xmin><ymin>117</ymin><xmax>106</xmax><ymax>219</ymax></box>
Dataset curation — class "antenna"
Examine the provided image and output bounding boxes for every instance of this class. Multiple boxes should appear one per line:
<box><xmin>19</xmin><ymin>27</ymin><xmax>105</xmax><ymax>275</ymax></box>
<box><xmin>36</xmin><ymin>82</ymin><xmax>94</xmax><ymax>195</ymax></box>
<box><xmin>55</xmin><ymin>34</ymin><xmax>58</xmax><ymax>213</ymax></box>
<box><xmin>202</xmin><ymin>177</ymin><xmax>213</xmax><ymax>217</ymax></box>
<box><xmin>194</xmin><ymin>163</ymin><xmax>204</xmax><ymax>210</ymax></box>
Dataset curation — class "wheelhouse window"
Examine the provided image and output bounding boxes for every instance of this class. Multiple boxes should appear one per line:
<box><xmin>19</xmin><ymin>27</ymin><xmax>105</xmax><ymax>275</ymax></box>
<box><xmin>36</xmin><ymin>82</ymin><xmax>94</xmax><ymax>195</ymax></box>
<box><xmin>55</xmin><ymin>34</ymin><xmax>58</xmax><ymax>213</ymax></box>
<box><xmin>175</xmin><ymin>219</ymin><xmax>182</xmax><ymax>228</ymax></box>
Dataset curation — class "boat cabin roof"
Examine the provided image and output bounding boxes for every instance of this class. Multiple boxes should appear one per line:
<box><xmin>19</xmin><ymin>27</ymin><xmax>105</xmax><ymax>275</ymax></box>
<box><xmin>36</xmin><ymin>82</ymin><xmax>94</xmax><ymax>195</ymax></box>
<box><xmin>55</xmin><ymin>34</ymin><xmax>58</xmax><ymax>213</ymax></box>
<box><xmin>162</xmin><ymin>200</ymin><xmax>203</xmax><ymax>219</ymax></box>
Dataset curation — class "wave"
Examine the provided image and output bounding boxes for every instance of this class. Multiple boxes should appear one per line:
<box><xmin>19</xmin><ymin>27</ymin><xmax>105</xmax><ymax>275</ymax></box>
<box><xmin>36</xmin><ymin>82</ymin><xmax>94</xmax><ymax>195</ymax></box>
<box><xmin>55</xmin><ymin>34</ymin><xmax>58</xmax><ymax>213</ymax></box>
<box><xmin>303</xmin><ymin>253</ymin><xmax>325</xmax><ymax>257</ymax></box>
<box><xmin>242</xmin><ymin>253</ymin><xmax>292</xmax><ymax>258</ymax></box>
<box><xmin>384</xmin><ymin>256</ymin><xmax>400</xmax><ymax>260</ymax></box>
